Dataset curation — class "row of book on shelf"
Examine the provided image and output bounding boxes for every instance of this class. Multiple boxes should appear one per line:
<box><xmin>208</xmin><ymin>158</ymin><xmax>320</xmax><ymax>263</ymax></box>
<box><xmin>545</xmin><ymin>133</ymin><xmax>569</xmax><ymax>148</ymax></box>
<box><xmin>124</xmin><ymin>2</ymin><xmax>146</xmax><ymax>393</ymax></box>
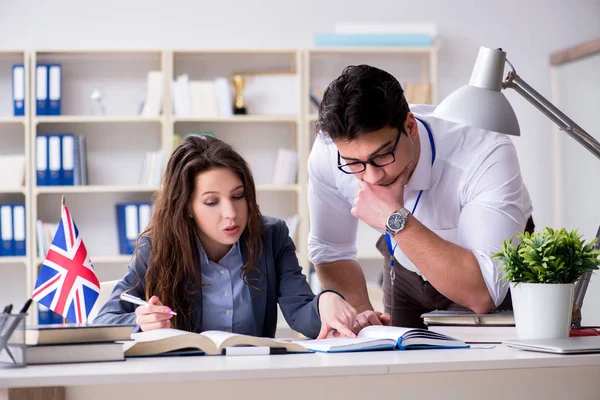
<box><xmin>10</xmin><ymin>64</ymin><xmax>62</xmax><ymax>116</ymax></box>
<box><xmin>11</xmin><ymin>62</ymin><xmax>163</xmax><ymax>118</ymax></box>
<box><xmin>36</xmin><ymin>133</ymin><xmax>88</xmax><ymax>186</ymax></box>
<box><xmin>36</xmin><ymin>202</ymin><xmax>153</xmax><ymax>259</ymax></box>
<box><xmin>0</xmin><ymin>203</ymin><xmax>26</xmax><ymax>257</ymax></box>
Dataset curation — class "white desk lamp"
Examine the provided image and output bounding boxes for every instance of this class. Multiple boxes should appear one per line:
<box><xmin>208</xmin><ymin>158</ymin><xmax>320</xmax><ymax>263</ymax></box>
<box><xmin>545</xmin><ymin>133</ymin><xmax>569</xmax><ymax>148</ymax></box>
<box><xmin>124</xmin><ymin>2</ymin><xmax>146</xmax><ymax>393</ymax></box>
<box><xmin>432</xmin><ymin>46</ymin><xmax>600</xmax><ymax>325</ymax></box>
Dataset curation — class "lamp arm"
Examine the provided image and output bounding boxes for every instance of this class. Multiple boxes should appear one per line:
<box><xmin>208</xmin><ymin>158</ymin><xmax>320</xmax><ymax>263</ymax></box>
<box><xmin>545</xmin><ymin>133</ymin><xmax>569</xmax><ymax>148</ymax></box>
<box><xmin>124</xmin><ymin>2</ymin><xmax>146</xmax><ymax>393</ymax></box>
<box><xmin>503</xmin><ymin>70</ymin><xmax>600</xmax><ymax>161</ymax></box>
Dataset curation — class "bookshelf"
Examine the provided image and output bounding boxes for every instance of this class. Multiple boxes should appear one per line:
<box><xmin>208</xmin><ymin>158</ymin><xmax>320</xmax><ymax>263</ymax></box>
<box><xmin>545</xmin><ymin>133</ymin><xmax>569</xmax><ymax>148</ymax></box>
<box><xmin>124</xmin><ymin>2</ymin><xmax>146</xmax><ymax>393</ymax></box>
<box><xmin>0</xmin><ymin>45</ymin><xmax>439</xmax><ymax>327</ymax></box>
<box><xmin>0</xmin><ymin>50</ymin><xmax>30</xmax><ymax>319</ymax></box>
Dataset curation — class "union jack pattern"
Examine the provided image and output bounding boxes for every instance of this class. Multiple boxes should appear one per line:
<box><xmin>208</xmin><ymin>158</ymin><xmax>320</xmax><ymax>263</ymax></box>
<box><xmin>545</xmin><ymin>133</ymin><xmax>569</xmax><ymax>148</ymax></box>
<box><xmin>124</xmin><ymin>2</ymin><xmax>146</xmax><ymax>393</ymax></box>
<box><xmin>32</xmin><ymin>204</ymin><xmax>100</xmax><ymax>324</ymax></box>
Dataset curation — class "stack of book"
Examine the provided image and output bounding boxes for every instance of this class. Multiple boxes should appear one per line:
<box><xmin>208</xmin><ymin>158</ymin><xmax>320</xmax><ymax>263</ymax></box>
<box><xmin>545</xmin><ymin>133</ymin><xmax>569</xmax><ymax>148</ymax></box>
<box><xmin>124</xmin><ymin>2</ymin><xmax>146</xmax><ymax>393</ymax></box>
<box><xmin>422</xmin><ymin>310</ymin><xmax>516</xmax><ymax>343</ymax></box>
<box><xmin>21</xmin><ymin>324</ymin><xmax>132</xmax><ymax>365</ymax></box>
<box><xmin>315</xmin><ymin>23</ymin><xmax>437</xmax><ymax>47</ymax></box>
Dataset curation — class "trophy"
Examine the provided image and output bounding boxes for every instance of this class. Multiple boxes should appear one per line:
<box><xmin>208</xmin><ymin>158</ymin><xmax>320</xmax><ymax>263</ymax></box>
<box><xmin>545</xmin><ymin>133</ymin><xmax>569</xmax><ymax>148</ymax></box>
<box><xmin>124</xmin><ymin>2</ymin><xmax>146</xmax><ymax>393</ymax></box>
<box><xmin>231</xmin><ymin>74</ymin><xmax>248</xmax><ymax>115</ymax></box>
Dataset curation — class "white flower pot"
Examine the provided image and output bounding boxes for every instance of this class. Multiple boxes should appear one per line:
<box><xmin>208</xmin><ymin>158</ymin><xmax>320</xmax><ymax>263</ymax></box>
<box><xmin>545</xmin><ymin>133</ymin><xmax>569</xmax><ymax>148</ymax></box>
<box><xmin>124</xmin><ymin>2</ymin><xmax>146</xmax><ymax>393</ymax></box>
<box><xmin>509</xmin><ymin>282</ymin><xmax>575</xmax><ymax>339</ymax></box>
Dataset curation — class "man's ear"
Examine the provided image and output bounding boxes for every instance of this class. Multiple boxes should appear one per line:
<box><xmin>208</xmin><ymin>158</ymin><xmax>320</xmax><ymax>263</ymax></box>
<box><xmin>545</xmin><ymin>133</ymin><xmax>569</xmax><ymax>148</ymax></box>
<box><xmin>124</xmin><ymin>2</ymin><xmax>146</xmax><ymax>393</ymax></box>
<box><xmin>404</xmin><ymin>112</ymin><xmax>419</xmax><ymax>140</ymax></box>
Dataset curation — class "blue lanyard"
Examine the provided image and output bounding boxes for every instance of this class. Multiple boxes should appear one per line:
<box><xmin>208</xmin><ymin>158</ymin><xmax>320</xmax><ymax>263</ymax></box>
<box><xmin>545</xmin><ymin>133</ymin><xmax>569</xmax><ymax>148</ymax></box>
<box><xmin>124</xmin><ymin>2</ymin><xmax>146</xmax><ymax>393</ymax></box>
<box><xmin>385</xmin><ymin>118</ymin><xmax>436</xmax><ymax>267</ymax></box>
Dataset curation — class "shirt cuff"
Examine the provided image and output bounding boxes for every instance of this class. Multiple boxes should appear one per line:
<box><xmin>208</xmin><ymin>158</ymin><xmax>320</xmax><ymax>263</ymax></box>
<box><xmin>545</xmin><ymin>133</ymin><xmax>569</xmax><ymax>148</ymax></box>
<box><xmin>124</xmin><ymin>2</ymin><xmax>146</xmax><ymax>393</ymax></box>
<box><xmin>316</xmin><ymin>289</ymin><xmax>346</xmax><ymax>317</ymax></box>
<box><xmin>472</xmin><ymin>249</ymin><xmax>509</xmax><ymax>308</ymax></box>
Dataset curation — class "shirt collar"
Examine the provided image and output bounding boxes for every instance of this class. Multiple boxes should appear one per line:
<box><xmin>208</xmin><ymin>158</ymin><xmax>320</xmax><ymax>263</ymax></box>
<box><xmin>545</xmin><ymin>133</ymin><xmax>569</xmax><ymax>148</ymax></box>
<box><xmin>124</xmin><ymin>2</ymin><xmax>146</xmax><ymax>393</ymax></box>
<box><xmin>405</xmin><ymin>119</ymin><xmax>433</xmax><ymax>191</ymax></box>
<box><xmin>195</xmin><ymin>235</ymin><xmax>240</xmax><ymax>265</ymax></box>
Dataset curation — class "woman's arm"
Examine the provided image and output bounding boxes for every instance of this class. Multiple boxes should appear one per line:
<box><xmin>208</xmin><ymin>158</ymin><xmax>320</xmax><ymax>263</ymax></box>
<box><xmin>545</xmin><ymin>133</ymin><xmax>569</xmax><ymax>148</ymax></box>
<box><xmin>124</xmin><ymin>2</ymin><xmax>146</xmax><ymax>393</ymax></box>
<box><xmin>93</xmin><ymin>237</ymin><xmax>151</xmax><ymax>328</ymax></box>
<box><xmin>274</xmin><ymin>219</ymin><xmax>355</xmax><ymax>339</ymax></box>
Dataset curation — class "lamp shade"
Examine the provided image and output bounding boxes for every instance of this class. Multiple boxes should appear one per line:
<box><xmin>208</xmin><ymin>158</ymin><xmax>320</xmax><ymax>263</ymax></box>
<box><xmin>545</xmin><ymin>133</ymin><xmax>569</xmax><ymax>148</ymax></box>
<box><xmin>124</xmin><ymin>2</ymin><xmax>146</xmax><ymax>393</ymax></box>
<box><xmin>433</xmin><ymin>47</ymin><xmax>521</xmax><ymax>136</ymax></box>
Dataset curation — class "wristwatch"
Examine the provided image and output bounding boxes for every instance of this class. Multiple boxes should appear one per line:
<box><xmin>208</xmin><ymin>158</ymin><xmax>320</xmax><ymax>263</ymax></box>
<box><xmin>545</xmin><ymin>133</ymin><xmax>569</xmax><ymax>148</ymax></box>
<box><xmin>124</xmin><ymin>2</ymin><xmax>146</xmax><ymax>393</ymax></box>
<box><xmin>385</xmin><ymin>208</ymin><xmax>411</xmax><ymax>236</ymax></box>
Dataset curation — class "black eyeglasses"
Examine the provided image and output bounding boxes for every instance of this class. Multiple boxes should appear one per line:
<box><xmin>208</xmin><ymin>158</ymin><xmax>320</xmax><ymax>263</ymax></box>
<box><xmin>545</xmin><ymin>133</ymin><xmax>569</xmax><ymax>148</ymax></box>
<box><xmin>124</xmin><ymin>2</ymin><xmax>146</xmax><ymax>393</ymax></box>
<box><xmin>337</xmin><ymin>130</ymin><xmax>402</xmax><ymax>174</ymax></box>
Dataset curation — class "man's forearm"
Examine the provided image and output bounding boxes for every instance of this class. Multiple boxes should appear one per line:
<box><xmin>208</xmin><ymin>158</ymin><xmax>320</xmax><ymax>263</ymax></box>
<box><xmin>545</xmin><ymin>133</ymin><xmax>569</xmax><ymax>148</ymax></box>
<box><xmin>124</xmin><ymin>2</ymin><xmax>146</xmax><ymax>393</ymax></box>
<box><xmin>393</xmin><ymin>216</ymin><xmax>495</xmax><ymax>314</ymax></box>
<box><xmin>315</xmin><ymin>260</ymin><xmax>373</xmax><ymax>313</ymax></box>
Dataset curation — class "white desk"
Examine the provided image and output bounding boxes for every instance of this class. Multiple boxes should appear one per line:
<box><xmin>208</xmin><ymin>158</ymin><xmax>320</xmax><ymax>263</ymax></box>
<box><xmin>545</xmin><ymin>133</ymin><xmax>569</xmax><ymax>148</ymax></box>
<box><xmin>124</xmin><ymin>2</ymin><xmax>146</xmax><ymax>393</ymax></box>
<box><xmin>2</xmin><ymin>345</ymin><xmax>600</xmax><ymax>400</ymax></box>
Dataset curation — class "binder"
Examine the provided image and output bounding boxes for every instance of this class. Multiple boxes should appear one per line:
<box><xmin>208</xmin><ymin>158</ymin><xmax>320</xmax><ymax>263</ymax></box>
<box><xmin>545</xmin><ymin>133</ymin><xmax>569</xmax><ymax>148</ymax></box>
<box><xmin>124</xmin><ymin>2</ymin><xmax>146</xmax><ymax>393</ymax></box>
<box><xmin>12</xmin><ymin>204</ymin><xmax>26</xmax><ymax>256</ymax></box>
<box><xmin>116</xmin><ymin>203</ymin><xmax>139</xmax><ymax>254</ymax></box>
<box><xmin>36</xmin><ymin>135</ymin><xmax>49</xmax><ymax>186</ymax></box>
<box><xmin>0</xmin><ymin>205</ymin><xmax>13</xmax><ymax>256</ymax></box>
<box><xmin>36</xmin><ymin>64</ymin><xmax>49</xmax><ymax>116</ymax></box>
<box><xmin>12</xmin><ymin>64</ymin><xmax>25</xmax><ymax>116</ymax></box>
<box><xmin>138</xmin><ymin>203</ymin><xmax>152</xmax><ymax>234</ymax></box>
<box><xmin>61</xmin><ymin>134</ymin><xmax>75</xmax><ymax>186</ymax></box>
<box><xmin>48</xmin><ymin>64</ymin><xmax>62</xmax><ymax>115</ymax></box>
<box><xmin>47</xmin><ymin>135</ymin><xmax>62</xmax><ymax>186</ymax></box>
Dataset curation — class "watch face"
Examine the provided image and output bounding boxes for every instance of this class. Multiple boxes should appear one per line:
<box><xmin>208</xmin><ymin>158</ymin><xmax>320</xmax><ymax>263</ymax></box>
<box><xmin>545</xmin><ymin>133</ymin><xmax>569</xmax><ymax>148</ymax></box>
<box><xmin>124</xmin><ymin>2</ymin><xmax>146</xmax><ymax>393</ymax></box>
<box><xmin>388</xmin><ymin>213</ymin><xmax>405</xmax><ymax>230</ymax></box>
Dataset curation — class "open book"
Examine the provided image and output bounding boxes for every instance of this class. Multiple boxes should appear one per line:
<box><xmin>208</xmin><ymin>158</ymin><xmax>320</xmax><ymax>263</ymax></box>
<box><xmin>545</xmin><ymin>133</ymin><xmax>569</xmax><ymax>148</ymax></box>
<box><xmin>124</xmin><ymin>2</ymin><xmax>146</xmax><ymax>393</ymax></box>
<box><xmin>124</xmin><ymin>329</ymin><xmax>310</xmax><ymax>356</ymax></box>
<box><xmin>296</xmin><ymin>326</ymin><xmax>469</xmax><ymax>353</ymax></box>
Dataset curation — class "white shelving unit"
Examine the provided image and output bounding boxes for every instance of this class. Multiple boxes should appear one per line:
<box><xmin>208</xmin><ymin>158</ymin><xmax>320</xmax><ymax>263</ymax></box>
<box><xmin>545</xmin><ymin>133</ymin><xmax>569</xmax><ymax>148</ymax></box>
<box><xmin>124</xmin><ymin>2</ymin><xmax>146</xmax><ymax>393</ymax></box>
<box><xmin>25</xmin><ymin>50</ymin><xmax>168</xmax><ymax>323</ymax></box>
<box><xmin>0</xmin><ymin>45</ymin><xmax>439</xmax><ymax>328</ymax></box>
<box><xmin>0</xmin><ymin>50</ymin><xmax>30</xmax><ymax>316</ymax></box>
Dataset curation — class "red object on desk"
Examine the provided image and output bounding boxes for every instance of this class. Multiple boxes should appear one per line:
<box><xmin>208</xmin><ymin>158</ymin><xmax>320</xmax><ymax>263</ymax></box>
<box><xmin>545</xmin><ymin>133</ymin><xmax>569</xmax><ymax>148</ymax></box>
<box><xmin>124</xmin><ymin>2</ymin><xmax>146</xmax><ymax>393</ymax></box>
<box><xmin>570</xmin><ymin>328</ymin><xmax>600</xmax><ymax>337</ymax></box>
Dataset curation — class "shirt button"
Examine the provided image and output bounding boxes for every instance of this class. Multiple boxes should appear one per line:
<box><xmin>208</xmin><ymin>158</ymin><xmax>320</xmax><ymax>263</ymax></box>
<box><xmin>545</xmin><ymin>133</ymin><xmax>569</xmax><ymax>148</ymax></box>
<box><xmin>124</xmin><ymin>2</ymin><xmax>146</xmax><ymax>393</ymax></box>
<box><xmin>224</xmin><ymin>290</ymin><xmax>230</xmax><ymax>296</ymax></box>
<box><xmin>225</xmin><ymin>310</ymin><xmax>232</xmax><ymax>317</ymax></box>
<box><xmin>220</xmin><ymin>269</ymin><xmax>226</xmax><ymax>274</ymax></box>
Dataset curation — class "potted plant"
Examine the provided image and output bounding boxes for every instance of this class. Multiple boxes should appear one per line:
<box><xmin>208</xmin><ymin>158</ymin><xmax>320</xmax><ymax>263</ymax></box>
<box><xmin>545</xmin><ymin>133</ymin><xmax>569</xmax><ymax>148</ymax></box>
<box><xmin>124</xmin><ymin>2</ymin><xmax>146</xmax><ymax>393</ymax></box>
<box><xmin>493</xmin><ymin>227</ymin><xmax>600</xmax><ymax>339</ymax></box>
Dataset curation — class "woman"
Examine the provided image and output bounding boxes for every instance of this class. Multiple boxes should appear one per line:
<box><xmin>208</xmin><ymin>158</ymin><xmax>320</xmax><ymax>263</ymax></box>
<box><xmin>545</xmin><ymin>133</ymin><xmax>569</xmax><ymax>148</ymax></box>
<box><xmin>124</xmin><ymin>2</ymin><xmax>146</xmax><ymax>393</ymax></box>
<box><xmin>95</xmin><ymin>135</ymin><xmax>357</xmax><ymax>339</ymax></box>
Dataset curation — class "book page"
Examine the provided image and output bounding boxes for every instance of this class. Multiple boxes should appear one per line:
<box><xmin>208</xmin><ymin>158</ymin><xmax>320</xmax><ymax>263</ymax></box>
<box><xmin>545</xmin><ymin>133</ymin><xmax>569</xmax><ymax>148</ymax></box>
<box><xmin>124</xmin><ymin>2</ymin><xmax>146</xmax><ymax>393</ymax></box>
<box><xmin>201</xmin><ymin>330</ymin><xmax>309</xmax><ymax>352</ymax></box>
<box><xmin>200</xmin><ymin>330</ymin><xmax>240</xmax><ymax>349</ymax></box>
<box><xmin>358</xmin><ymin>326</ymin><xmax>415</xmax><ymax>340</ymax></box>
<box><xmin>132</xmin><ymin>328</ymin><xmax>191</xmax><ymax>343</ymax></box>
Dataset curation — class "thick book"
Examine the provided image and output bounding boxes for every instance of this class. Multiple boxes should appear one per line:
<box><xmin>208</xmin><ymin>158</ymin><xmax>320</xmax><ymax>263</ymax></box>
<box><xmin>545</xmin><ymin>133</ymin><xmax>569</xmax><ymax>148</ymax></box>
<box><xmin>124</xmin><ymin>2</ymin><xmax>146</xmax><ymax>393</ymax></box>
<box><xmin>24</xmin><ymin>342</ymin><xmax>125</xmax><ymax>365</ymax></box>
<box><xmin>428</xmin><ymin>325</ymin><xmax>518</xmax><ymax>344</ymax></box>
<box><xmin>296</xmin><ymin>326</ymin><xmax>468</xmax><ymax>353</ymax></box>
<box><xmin>124</xmin><ymin>329</ymin><xmax>310</xmax><ymax>356</ymax></box>
<box><xmin>421</xmin><ymin>310</ymin><xmax>515</xmax><ymax>326</ymax></box>
<box><xmin>26</xmin><ymin>323</ymin><xmax>134</xmax><ymax>345</ymax></box>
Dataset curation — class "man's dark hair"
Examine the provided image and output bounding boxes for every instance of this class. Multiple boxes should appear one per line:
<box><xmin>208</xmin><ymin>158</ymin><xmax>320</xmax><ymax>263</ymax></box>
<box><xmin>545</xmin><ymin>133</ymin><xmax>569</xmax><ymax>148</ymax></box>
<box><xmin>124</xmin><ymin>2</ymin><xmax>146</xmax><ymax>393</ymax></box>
<box><xmin>316</xmin><ymin>64</ymin><xmax>410</xmax><ymax>141</ymax></box>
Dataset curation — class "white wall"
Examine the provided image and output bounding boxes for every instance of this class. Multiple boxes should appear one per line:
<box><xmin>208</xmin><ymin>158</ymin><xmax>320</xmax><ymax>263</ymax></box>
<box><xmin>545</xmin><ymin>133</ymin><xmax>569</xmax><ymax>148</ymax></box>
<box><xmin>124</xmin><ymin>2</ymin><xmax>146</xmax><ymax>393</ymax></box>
<box><xmin>2</xmin><ymin>0</ymin><xmax>599</xmax><ymax>229</ymax></box>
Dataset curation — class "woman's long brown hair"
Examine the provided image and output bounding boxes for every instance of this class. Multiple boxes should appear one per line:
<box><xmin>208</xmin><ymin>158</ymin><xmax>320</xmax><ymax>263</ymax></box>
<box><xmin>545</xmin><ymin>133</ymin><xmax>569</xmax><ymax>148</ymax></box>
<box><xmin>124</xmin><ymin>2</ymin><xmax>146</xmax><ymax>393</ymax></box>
<box><xmin>139</xmin><ymin>135</ymin><xmax>263</xmax><ymax>331</ymax></box>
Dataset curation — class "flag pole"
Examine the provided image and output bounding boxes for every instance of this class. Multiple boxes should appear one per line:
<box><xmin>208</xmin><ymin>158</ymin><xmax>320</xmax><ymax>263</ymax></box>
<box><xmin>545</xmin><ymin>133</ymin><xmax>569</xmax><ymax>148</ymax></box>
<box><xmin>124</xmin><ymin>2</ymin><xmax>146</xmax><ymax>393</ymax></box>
<box><xmin>61</xmin><ymin>195</ymin><xmax>67</xmax><ymax>326</ymax></box>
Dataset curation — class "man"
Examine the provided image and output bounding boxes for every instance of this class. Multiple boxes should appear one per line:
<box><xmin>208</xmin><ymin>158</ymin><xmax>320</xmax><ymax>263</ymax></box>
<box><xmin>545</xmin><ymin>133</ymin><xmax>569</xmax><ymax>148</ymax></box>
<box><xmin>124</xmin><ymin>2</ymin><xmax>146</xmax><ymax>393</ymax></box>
<box><xmin>307</xmin><ymin>64</ymin><xmax>533</xmax><ymax>330</ymax></box>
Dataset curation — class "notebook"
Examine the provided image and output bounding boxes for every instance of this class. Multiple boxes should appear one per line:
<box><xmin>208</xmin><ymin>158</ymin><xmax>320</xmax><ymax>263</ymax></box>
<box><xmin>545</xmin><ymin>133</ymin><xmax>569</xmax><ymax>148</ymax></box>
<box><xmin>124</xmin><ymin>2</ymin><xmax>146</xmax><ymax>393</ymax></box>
<box><xmin>26</xmin><ymin>323</ymin><xmax>134</xmax><ymax>345</ymax></box>
<box><xmin>297</xmin><ymin>325</ymin><xmax>469</xmax><ymax>353</ymax></box>
<box><xmin>124</xmin><ymin>329</ymin><xmax>310</xmax><ymax>356</ymax></box>
<box><xmin>504</xmin><ymin>336</ymin><xmax>600</xmax><ymax>354</ymax></box>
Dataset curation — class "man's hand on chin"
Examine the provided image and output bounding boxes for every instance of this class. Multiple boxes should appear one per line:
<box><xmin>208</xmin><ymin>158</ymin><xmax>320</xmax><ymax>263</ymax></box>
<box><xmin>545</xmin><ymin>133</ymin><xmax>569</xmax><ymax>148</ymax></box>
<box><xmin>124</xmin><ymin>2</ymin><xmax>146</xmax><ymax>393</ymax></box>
<box><xmin>350</xmin><ymin>162</ymin><xmax>412</xmax><ymax>230</ymax></box>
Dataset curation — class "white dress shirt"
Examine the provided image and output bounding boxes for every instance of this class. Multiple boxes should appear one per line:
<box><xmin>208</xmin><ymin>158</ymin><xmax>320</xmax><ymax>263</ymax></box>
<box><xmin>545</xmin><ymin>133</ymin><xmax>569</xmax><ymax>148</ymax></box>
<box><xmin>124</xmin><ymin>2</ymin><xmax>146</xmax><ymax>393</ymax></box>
<box><xmin>307</xmin><ymin>104</ymin><xmax>533</xmax><ymax>307</ymax></box>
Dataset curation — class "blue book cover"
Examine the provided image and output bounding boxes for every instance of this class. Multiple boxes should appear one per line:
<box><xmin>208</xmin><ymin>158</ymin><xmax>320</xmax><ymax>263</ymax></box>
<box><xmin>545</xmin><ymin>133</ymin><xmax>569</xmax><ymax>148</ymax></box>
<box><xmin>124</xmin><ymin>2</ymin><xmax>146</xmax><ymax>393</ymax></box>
<box><xmin>35</xmin><ymin>64</ymin><xmax>49</xmax><ymax>116</ymax></box>
<box><xmin>47</xmin><ymin>64</ymin><xmax>62</xmax><ymax>116</ymax></box>
<box><xmin>12</xmin><ymin>64</ymin><xmax>25</xmax><ymax>116</ymax></box>
<box><xmin>36</xmin><ymin>134</ymin><xmax>49</xmax><ymax>186</ymax></box>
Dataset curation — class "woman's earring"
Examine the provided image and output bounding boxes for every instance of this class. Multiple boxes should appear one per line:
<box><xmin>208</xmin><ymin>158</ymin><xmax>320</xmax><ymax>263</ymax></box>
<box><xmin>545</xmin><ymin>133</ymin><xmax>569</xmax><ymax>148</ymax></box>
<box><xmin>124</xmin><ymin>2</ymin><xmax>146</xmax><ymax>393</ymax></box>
<box><xmin>188</xmin><ymin>212</ymin><xmax>193</xmax><ymax>218</ymax></box>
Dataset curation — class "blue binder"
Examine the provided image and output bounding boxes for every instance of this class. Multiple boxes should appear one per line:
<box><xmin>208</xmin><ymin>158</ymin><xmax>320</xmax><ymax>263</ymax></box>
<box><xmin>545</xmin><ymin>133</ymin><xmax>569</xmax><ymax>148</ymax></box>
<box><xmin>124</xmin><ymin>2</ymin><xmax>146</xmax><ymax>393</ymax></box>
<box><xmin>116</xmin><ymin>203</ymin><xmax>140</xmax><ymax>255</ymax></box>
<box><xmin>36</xmin><ymin>134</ymin><xmax>49</xmax><ymax>186</ymax></box>
<box><xmin>12</xmin><ymin>64</ymin><xmax>25</xmax><ymax>116</ymax></box>
<box><xmin>0</xmin><ymin>205</ymin><xmax>13</xmax><ymax>256</ymax></box>
<box><xmin>47</xmin><ymin>134</ymin><xmax>62</xmax><ymax>186</ymax></box>
<box><xmin>11</xmin><ymin>204</ymin><xmax>26</xmax><ymax>257</ymax></box>
<box><xmin>36</xmin><ymin>64</ymin><xmax>49</xmax><ymax>116</ymax></box>
<box><xmin>61</xmin><ymin>133</ymin><xmax>75</xmax><ymax>186</ymax></box>
<box><xmin>48</xmin><ymin>64</ymin><xmax>62</xmax><ymax>116</ymax></box>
